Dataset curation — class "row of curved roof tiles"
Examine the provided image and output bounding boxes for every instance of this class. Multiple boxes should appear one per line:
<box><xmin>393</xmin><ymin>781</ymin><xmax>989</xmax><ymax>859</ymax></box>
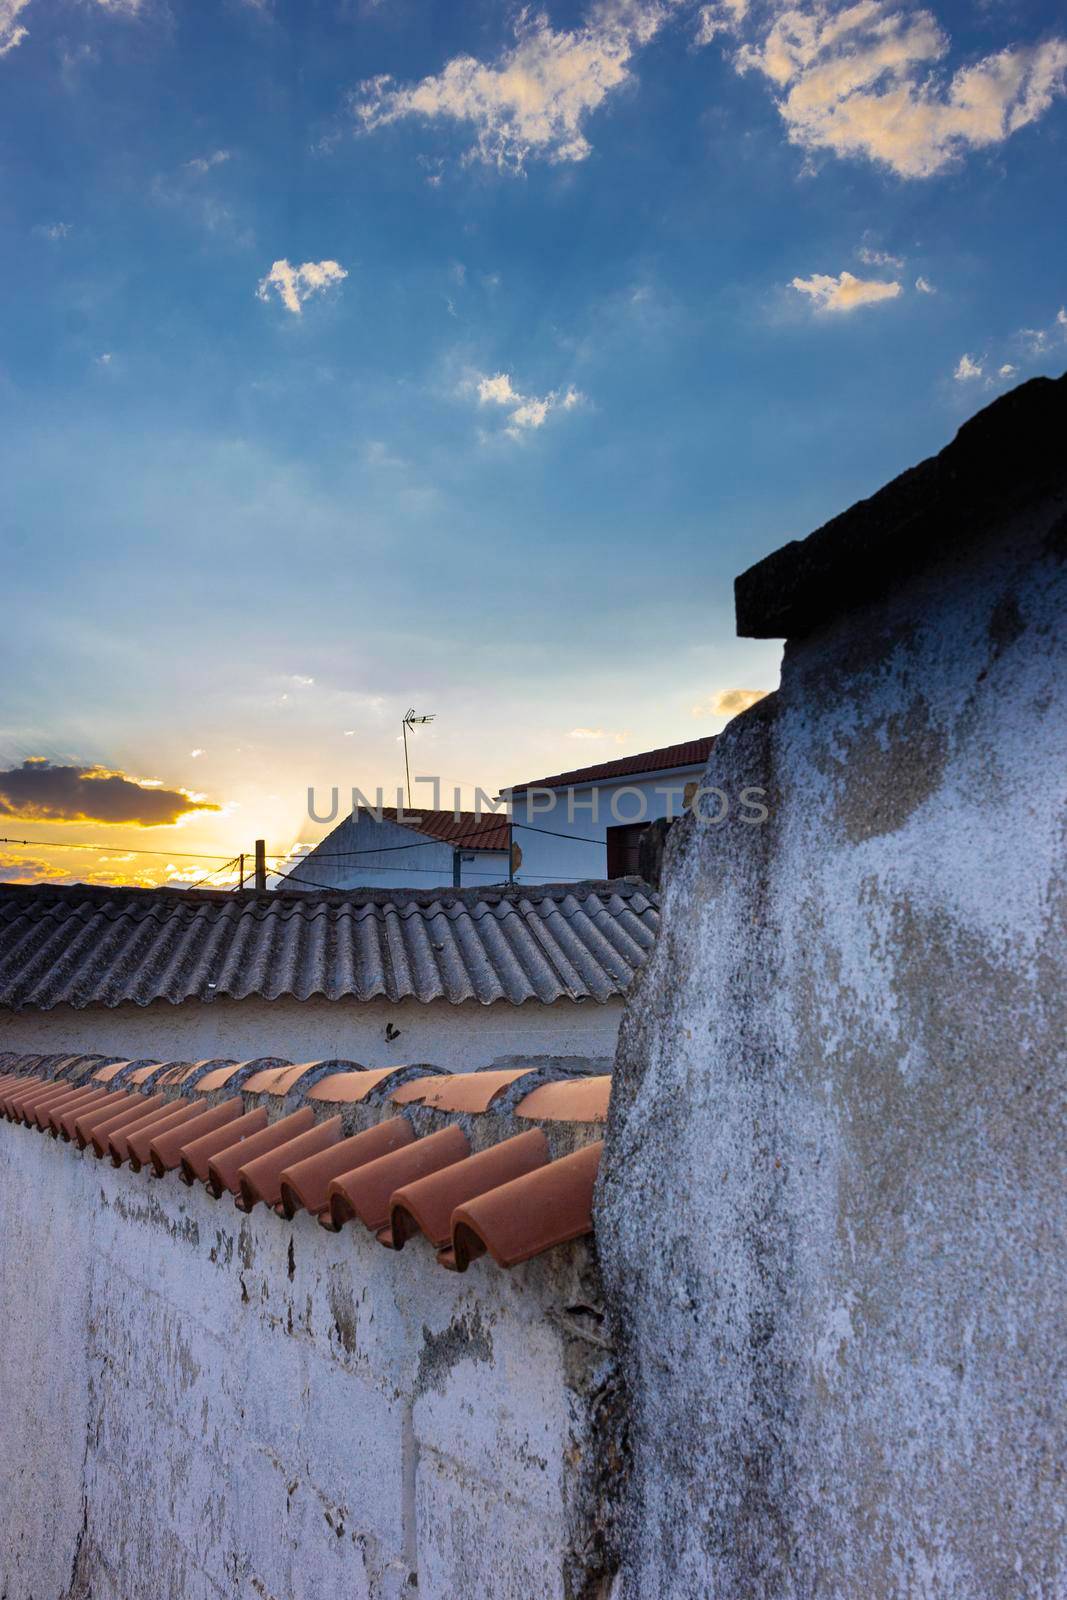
<box><xmin>0</xmin><ymin>1055</ymin><xmax>609</xmax><ymax>1272</ymax></box>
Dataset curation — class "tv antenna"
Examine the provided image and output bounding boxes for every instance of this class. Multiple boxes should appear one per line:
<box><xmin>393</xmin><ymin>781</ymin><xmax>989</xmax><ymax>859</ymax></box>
<box><xmin>402</xmin><ymin>708</ymin><xmax>435</xmax><ymax>807</ymax></box>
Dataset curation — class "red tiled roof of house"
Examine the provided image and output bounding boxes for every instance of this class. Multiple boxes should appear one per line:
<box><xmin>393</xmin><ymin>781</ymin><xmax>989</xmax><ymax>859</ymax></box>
<box><xmin>379</xmin><ymin>807</ymin><xmax>511</xmax><ymax>851</ymax></box>
<box><xmin>509</xmin><ymin>737</ymin><xmax>715</xmax><ymax>794</ymax></box>
<box><xmin>0</xmin><ymin>1053</ymin><xmax>611</xmax><ymax>1275</ymax></box>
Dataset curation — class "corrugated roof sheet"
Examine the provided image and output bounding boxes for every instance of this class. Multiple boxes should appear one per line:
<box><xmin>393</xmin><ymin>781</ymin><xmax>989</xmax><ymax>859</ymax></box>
<box><xmin>0</xmin><ymin>879</ymin><xmax>659</xmax><ymax>1010</ymax></box>
<box><xmin>510</xmin><ymin>737</ymin><xmax>715</xmax><ymax>793</ymax></box>
<box><xmin>0</xmin><ymin>1054</ymin><xmax>608</xmax><ymax>1273</ymax></box>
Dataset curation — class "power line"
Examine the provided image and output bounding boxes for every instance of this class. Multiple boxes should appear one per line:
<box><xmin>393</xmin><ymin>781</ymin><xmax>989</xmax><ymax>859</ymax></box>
<box><xmin>186</xmin><ymin>856</ymin><xmax>240</xmax><ymax>891</ymax></box>
<box><xmin>0</xmin><ymin>835</ymin><xmax>245</xmax><ymax>861</ymax></box>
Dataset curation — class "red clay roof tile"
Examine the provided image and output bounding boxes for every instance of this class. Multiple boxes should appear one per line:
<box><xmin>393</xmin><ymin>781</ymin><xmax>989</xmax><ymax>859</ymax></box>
<box><xmin>126</xmin><ymin>1102</ymin><xmax>204</xmax><ymax>1172</ymax></box>
<box><xmin>510</xmin><ymin>737</ymin><xmax>715</xmax><ymax>793</ymax></box>
<box><xmin>108</xmin><ymin>1100</ymin><xmax>190</xmax><ymax>1166</ymax></box>
<box><xmin>514</xmin><ymin>1075</ymin><xmax>611</xmax><ymax>1123</ymax></box>
<box><xmin>43</xmin><ymin>1085</ymin><xmax>114</xmax><ymax>1136</ymax></box>
<box><xmin>306</xmin><ymin>1068</ymin><xmax>417</xmax><ymax>1104</ymax></box>
<box><xmin>446</xmin><ymin>1140</ymin><xmax>602</xmax><ymax>1271</ymax></box>
<box><xmin>328</xmin><ymin>1125</ymin><xmax>470</xmax><ymax>1235</ymax></box>
<box><xmin>236</xmin><ymin>1117</ymin><xmax>342</xmax><ymax>1212</ymax></box>
<box><xmin>148</xmin><ymin>1099</ymin><xmax>244</xmax><ymax>1178</ymax></box>
<box><xmin>83</xmin><ymin>1094</ymin><xmax>165</xmax><ymax>1156</ymax></box>
<box><xmin>388</xmin><ymin>1069</ymin><xmax>529</xmax><ymax>1114</ymax></box>
<box><xmin>178</xmin><ymin>1107</ymin><xmax>270</xmax><ymax>1186</ymax></box>
<box><xmin>279</xmin><ymin>1118</ymin><xmax>415</xmax><ymax>1221</ymax></box>
<box><xmin>206</xmin><ymin>1109</ymin><xmax>317</xmax><ymax>1199</ymax></box>
<box><xmin>387</xmin><ymin>1129</ymin><xmax>549</xmax><ymax>1252</ymax></box>
<box><xmin>91</xmin><ymin>1060</ymin><xmax>135</xmax><ymax>1084</ymax></box>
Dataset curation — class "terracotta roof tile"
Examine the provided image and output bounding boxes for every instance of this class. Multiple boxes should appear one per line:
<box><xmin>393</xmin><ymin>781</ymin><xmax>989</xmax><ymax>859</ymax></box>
<box><xmin>73</xmin><ymin>1091</ymin><xmax>144</xmax><ymax>1150</ymax></box>
<box><xmin>446</xmin><ymin>1141</ymin><xmax>602</xmax><ymax>1271</ymax></box>
<box><xmin>328</xmin><ymin>1125</ymin><xmax>470</xmax><ymax>1235</ymax></box>
<box><xmin>388</xmin><ymin>1069</ymin><xmax>529</xmax><ymax>1114</ymax></box>
<box><xmin>84</xmin><ymin>1093</ymin><xmax>163</xmax><ymax>1156</ymax></box>
<box><xmin>178</xmin><ymin>1107</ymin><xmax>269</xmax><ymax>1186</ymax></box>
<box><xmin>510</xmin><ymin>737</ymin><xmax>715</xmax><ymax>793</ymax></box>
<box><xmin>206</xmin><ymin>1109</ymin><xmax>317</xmax><ymax>1200</ymax></box>
<box><xmin>92</xmin><ymin>1060</ymin><xmax>134</xmax><ymax>1084</ymax></box>
<box><xmin>148</xmin><ymin>1099</ymin><xmax>244</xmax><ymax>1178</ymax></box>
<box><xmin>236</xmin><ymin>1116</ymin><xmax>342</xmax><ymax>1213</ymax></box>
<box><xmin>126</xmin><ymin>1102</ymin><xmax>205</xmax><ymax>1172</ymax></box>
<box><xmin>388</xmin><ymin>1129</ymin><xmax>549</xmax><ymax>1252</ymax></box>
<box><xmin>0</xmin><ymin>1056</ymin><xmax>606</xmax><ymax>1278</ymax></box>
<box><xmin>306</xmin><ymin>1067</ymin><xmax>435</xmax><ymax>1104</ymax></box>
<box><xmin>44</xmin><ymin>1086</ymin><xmax>114</xmax><ymax>1137</ymax></box>
<box><xmin>514</xmin><ymin>1075</ymin><xmax>611</xmax><ymax>1123</ymax></box>
<box><xmin>278</xmin><ymin>1118</ymin><xmax>415</xmax><ymax>1221</ymax></box>
<box><xmin>108</xmin><ymin>1100</ymin><xmax>191</xmax><ymax>1167</ymax></box>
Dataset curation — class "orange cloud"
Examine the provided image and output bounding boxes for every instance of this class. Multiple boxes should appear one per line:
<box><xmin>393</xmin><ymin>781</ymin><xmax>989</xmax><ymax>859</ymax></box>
<box><xmin>0</xmin><ymin>760</ymin><xmax>220</xmax><ymax>826</ymax></box>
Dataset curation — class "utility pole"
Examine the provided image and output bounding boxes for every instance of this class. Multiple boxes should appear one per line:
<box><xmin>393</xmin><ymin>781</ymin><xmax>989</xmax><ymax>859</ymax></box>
<box><xmin>508</xmin><ymin>818</ymin><xmax>515</xmax><ymax>885</ymax></box>
<box><xmin>254</xmin><ymin>839</ymin><xmax>266</xmax><ymax>892</ymax></box>
<box><xmin>401</xmin><ymin>708</ymin><xmax>435</xmax><ymax>808</ymax></box>
<box><xmin>238</xmin><ymin>853</ymin><xmax>245</xmax><ymax>891</ymax></box>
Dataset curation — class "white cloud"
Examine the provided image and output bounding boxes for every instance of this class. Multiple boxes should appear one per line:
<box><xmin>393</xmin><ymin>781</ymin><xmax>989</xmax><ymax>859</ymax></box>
<box><xmin>692</xmin><ymin>688</ymin><xmax>770</xmax><ymax>717</ymax></box>
<box><xmin>1058</xmin><ymin>308</ymin><xmax>1067</xmax><ymax>326</ymax></box>
<box><xmin>190</xmin><ymin>748</ymin><xmax>205</xmax><ymax>758</ymax></box>
<box><xmin>0</xmin><ymin>0</ymin><xmax>29</xmax><ymax>54</ymax></box>
<box><xmin>354</xmin><ymin>0</ymin><xmax>684</xmax><ymax>171</ymax></box>
<box><xmin>568</xmin><ymin>726</ymin><xmax>632</xmax><ymax>742</ymax></box>
<box><xmin>915</xmin><ymin>275</ymin><xmax>935</xmax><ymax>294</ymax></box>
<box><xmin>791</xmin><ymin>269</ymin><xmax>902</xmax><ymax>312</ymax></box>
<box><xmin>256</xmin><ymin>259</ymin><xmax>347</xmax><ymax>315</ymax></box>
<box><xmin>998</xmin><ymin>363</ymin><xmax>1017</xmax><ymax>377</ymax></box>
<box><xmin>695</xmin><ymin>0</ymin><xmax>749</xmax><ymax>45</ymax></box>
<box><xmin>34</xmin><ymin>221</ymin><xmax>72</xmax><ymax>239</ymax></box>
<box><xmin>705</xmin><ymin>0</ymin><xmax>1067</xmax><ymax>178</ymax></box>
<box><xmin>472</xmin><ymin>371</ymin><xmax>584</xmax><ymax>438</ymax></box>
<box><xmin>185</xmin><ymin>150</ymin><xmax>231</xmax><ymax>175</ymax></box>
<box><xmin>954</xmin><ymin>353</ymin><xmax>983</xmax><ymax>380</ymax></box>
<box><xmin>96</xmin><ymin>352</ymin><xmax>113</xmax><ymax>365</ymax></box>
<box><xmin>857</xmin><ymin>245</ymin><xmax>903</xmax><ymax>269</ymax></box>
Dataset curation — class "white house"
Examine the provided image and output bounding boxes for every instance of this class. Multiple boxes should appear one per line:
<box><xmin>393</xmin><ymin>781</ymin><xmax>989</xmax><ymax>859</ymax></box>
<box><xmin>504</xmin><ymin>737</ymin><xmax>716</xmax><ymax>882</ymax></box>
<box><xmin>281</xmin><ymin>806</ymin><xmax>511</xmax><ymax>891</ymax></box>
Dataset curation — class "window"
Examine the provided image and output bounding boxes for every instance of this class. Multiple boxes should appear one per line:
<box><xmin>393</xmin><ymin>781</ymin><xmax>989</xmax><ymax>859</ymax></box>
<box><xmin>606</xmin><ymin>823</ymin><xmax>645</xmax><ymax>878</ymax></box>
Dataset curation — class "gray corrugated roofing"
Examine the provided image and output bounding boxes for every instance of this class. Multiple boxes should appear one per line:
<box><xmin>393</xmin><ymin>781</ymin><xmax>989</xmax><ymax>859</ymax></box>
<box><xmin>0</xmin><ymin>879</ymin><xmax>659</xmax><ymax>1010</ymax></box>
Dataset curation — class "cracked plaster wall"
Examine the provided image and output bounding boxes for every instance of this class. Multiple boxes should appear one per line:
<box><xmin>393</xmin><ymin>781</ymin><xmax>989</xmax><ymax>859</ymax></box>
<box><xmin>0</xmin><ymin>1111</ymin><xmax>614</xmax><ymax>1600</ymax></box>
<box><xmin>599</xmin><ymin>502</ymin><xmax>1067</xmax><ymax>1598</ymax></box>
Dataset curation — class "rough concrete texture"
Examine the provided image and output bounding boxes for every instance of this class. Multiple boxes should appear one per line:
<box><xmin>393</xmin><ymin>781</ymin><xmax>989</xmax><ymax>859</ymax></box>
<box><xmin>599</xmin><ymin>500</ymin><xmax>1067</xmax><ymax>1597</ymax></box>
<box><xmin>0</xmin><ymin>1115</ymin><xmax>615</xmax><ymax>1599</ymax></box>
<box><xmin>0</xmin><ymin>992</ymin><xmax>625</xmax><ymax>1074</ymax></box>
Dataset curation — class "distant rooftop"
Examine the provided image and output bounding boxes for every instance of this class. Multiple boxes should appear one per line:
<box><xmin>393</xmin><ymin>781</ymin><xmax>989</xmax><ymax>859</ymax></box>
<box><xmin>370</xmin><ymin>807</ymin><xmax>510</xmax><ymax>852</ymax></box>
<box><xmin>510</xmin><ymin>737</ymin><xmax>715</xmax><ymax>794</ymax></box>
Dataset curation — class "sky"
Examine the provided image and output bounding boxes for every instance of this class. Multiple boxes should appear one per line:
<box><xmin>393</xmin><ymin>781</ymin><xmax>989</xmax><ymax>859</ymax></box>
<box><xmin>1</xmin><ymin>0</ymin><xmax>1065</xmax><ymax>887</ymax></box>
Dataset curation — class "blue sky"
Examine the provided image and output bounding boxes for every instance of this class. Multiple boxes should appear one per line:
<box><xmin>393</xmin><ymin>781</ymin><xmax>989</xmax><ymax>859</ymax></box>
<box><xmin>1</xmin><ymin>0</ymin><xmax>1065</xmax><ymax>884</ymax></box>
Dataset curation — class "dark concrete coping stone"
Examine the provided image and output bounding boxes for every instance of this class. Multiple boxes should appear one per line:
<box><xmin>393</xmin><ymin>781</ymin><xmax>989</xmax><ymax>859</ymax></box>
<box><xmin>735</xmin><ymin>371</ymin><xmax>1067</xmax><ymax>641</ymax></box>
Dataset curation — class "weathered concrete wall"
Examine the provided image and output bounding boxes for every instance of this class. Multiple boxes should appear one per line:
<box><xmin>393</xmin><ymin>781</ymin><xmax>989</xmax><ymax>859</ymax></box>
<box><xmin>599</xmin><ymin>499</ymin><xmax>1067</xmax><ymax>1596</ymax></box>
<box><xmin>0</xmin><ymin>1114</ymin><xmax>613</xmax><ymax>1600</ymax></box>
<box><xmin>0</xmin><ymin>993</ymin><xmax>624</xmax><ymax>1073</ymax></box>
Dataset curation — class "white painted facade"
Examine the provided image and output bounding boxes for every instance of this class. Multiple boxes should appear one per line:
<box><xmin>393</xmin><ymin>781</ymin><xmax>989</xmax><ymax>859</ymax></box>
<box><xmin>0</xmin><ymin>1113</ymin><xmax>607</xmax><ymax>1600</ymax></box>
<box><xmin>285</xmin><ymin>810</ymin><xmax>508</xmax><ymax>892</ymax></box>
<box><xmin>0</xmin><ymin>992</ymin><xmax>625</xmax><ymax>1071</ymax></box>
<box><xmin>508</xmin><ymin>764</ymin><xmax>710</xmax><ymax>882</ymax></box>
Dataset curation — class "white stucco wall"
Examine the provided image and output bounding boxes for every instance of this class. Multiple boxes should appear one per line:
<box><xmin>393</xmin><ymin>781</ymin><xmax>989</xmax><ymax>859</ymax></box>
<box><xmin>599</xmin><ymin>499</ymin><xmax>1067</xmax><ymax>1597</ymax></box>
<box><xmin>288</xmin><ymin>810</ymin><xmax>509</xmax><ymax>891</ymax></box>
<box><xmin>0</xmin><ymin>993</ymin><xmax>624</xmax><ymax>1071</ymax></box>
<box><xmin>0</xmin><ymin>1107</ymin><xmax>611</xmax><ymax>1600</ymax></box>
<box><xmin>509</xmin><ymin>768</ymin><xmax>708</xmax><ymax>882</ymax></box>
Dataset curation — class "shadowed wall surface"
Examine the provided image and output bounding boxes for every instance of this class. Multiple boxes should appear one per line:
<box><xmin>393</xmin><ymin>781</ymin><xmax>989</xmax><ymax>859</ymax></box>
<box><xmin>599</xmin><ymin>482</ymin><xmax>1066</xmax><ymax>1596</ymax></box>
